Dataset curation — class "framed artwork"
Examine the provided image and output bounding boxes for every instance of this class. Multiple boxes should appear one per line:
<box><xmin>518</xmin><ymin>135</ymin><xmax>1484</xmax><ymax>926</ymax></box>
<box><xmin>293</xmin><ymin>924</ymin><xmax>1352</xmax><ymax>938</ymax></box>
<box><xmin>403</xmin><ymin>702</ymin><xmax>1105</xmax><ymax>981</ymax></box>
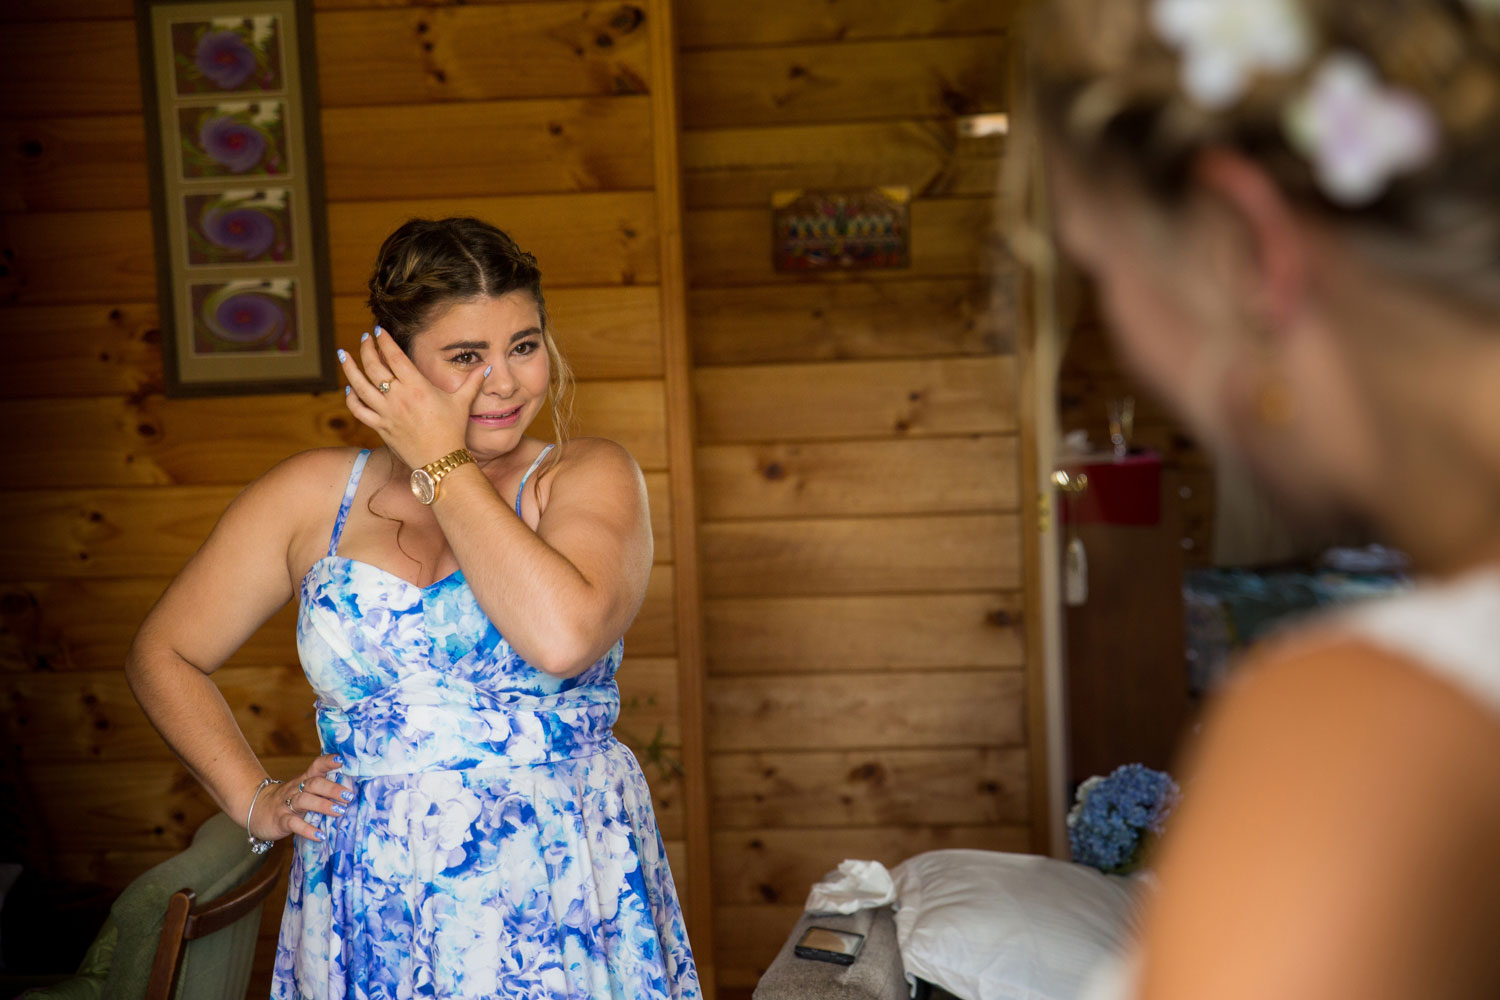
<box><xmin>771</xmin><ymin>187</ymin><xmax>911</xmax><ymax>272</ymax></box>
<box><xmin>135</xmin><ymin>0</ymin><xmax>336</xmax><ymax>396</ymax></box>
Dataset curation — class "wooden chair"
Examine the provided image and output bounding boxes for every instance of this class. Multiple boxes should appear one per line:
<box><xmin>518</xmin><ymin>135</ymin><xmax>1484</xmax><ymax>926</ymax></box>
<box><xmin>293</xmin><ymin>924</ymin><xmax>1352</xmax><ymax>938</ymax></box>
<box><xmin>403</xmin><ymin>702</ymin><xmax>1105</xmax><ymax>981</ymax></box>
<box><xmin>145</xmin><ymin>836</ymin><xmax>289</xmax><ymax>1000</ymax></box>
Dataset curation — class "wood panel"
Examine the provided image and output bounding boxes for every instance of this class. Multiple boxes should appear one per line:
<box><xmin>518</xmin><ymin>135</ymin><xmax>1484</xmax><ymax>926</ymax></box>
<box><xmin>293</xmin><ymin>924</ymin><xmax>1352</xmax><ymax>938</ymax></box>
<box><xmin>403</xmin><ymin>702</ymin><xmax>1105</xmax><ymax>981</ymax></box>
<box><xmin>686</xmin><ymin>197</ymin><xmax>1002</xmax><ymax>288</ymax></box>
<box><xmin>321</xmin><ymin>97</ymin><xmax>654</xmax><ymax>201</ymax></box>
<box><xmin>22</xmin><ymin>755</ymin><xmax>684</xmax><ymax>854</ymax></box>
<box><xmin>701</xmin><ymin>513</ymin><xmax>1021</xmax><ymax>598</ymax></box>
<box><xmin>0</xmin><ymin>473</ymin><xmax>673</xmax><ymax>578</ymax></box>
<box><xmin>677</xmin><ymin>0</ymin><xmax>1013</xmax><ymax>48</ymax></box>
<box><xmin>706</xmin><ymin>669</ymin><xmax>1026</xmax><ymax>751</ymax></box>
<box><xmin>0</xmin><ymin>5</ymin><xmax>652</xmax><ymax>118</ymax></box>
<box><xmin>689</xmin><ymin>278</ymin><xmax>1014</xmax><ymax>366</ymax></box>
<box><xmin>710</xmin><ymin>747</ymin><xmax>1030</xmax><ymax>829</ymax></box>
<box><xmin>0</xmin><ymin>565</ymin><xmax>675</xmax><ymax>673</ymax></box>
<box><xmin>7</xmin><ymin>657</ymin><xmax>680</xmax><ymax>763</ymax></box>
<box><xmin>0</xmin><ymin>19</ymin><xmax>140</xmax><ymax>118</ymax></box>
<box><xmin>2</xmin><ymin>115</ymin><xmax>148</xmax><ymax>213</ymax></box>
<box><xmin>679</xmin><ymin>36</ymin><xmax>1006</xmax><ymax>128</ymax></box>
<box><xmin>313</xmin><ymin>4</ymin><xmax>652</xmax><ymax>106</ymax></box>
<box><xmin>0</xmin><ymin>380</ymin><xmax>666</xmax><ymax>488</ymax></box>
<box><xmin>4</xmin><ymin>194</ymin><xmax>658</xmax><ymax>306</ymax></box>
<box><xmin>702</xmin><ymin>591</ymin><xmax>1022</xmax><ymax>675</ymax></box>
<box><xmin>711</xmin><ymin>824</ymin><xmax>1029</xmax><ymax>905</ymax></box>
<box><xmin>696</xmin><ymin>436</ymin><xmax>1018</xmax><ymax>519</ymax></box>
<box><xmin>5</xmin><ymin>99</ymin><xmax>654</xmax><ymax>215</ymax></box>
<box><xmin>327</xmin><ymin>193</ymin><xmax>661</xmax><ymax>292</ymax></box>
<box><xmin>682</xmin><ymin>122</ymin><xmax>1004</xmax><ymax>208</ymax></box>
<box><xmin>695</xmin><ymin>357</ymin><xmax>1016</xmax><ymax>444</ymax></box>
<box><xmin>0</xmin><ymin>288</ymin><xmax>663</xmax><ymax>399</ymax></box>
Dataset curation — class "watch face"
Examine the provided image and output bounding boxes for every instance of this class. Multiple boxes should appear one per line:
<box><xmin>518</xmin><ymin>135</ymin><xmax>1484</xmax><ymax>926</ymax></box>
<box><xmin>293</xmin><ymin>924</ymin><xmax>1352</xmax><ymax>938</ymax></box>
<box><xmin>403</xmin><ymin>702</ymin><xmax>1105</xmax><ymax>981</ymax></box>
<box><xmin>410</xmin><ymin>469</ymin><xmax>436</xmax><ymax>505</ymax></box>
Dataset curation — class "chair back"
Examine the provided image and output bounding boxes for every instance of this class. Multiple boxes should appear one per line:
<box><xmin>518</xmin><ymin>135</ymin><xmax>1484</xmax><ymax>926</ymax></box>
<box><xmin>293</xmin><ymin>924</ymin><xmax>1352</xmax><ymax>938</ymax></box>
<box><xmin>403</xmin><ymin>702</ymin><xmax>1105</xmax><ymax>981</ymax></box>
<box><xmin>99</xmin><ymin>812</ymin><xmax>286</xmax><ymax>1000</ymax></box>
<box><xmin>145</xmin><ymin>836</ymin><xmax>288</xmax><ymax>1000</ymax></box>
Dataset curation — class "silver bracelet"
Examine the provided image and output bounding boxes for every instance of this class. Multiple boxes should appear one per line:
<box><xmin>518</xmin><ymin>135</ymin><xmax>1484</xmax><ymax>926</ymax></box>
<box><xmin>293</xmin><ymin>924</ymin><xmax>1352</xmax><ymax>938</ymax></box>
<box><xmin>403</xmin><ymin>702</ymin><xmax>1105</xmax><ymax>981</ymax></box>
<box><xmin>246</xmin><ymin>776</ymin><xmax>282</xmax><ymax>855</ymax></box>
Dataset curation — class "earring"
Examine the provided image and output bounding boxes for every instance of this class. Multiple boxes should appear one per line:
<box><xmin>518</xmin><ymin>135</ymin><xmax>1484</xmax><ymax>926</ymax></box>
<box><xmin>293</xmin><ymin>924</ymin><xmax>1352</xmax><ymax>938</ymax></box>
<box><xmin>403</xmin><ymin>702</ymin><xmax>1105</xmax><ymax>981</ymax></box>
<box><xmin>1255</xmin><ymin>378</ymin><xmax>1297</xmax><ymax>427</ymax></box>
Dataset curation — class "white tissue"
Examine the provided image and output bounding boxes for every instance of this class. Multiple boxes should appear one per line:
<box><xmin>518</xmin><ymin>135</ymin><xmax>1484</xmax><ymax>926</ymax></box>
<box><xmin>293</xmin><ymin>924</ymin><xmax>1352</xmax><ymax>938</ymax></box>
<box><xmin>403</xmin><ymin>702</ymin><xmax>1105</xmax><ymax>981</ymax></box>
<box><xmin>803</xmin><ymin>859</ymin><xmax>897</xmax><ymax>914</ymax></box>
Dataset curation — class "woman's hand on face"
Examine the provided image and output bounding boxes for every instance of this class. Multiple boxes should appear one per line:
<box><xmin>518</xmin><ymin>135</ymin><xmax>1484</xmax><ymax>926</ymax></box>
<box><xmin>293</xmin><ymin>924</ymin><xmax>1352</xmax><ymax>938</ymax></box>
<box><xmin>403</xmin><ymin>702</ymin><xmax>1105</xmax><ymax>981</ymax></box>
<box><xmin>249</xmin><ymin>753</ymin><xmax>352</xmax><ymax>844</ymax></box>
<box><xmin>340</xmin><ymin>328</ymin><xmax>489</xmax><ymax>469</ymax></box>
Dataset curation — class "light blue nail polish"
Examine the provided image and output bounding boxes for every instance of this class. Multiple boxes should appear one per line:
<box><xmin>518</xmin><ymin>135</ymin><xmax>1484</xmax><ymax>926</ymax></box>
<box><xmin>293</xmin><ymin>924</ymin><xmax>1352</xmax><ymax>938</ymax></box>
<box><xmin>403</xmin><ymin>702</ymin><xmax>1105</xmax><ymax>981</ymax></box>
<box><xmin>337</xmin><ymin>348</ymin><xmax>348</xmax><ymax>362</ymax></box>
<box><xmin>344</xmin><ymin>386</ymin><xmax>351</xmax><ymax>396</ymax></box>
<box><xmin>360</xmin><ymin>331</ymin><xmax>369</xmax><ymax>343</ymax></box>
<box><xmin>373</xmin><ymin>326</ymin><xmax>383</xmax><ymax>338</ymax></box>
<box><xmin>483</xmin><ymin>365</ymin><xmax>493</xmax><ymax>377</ymax></box>
<box><xmin>341</xmin><ymin>789</ymin><xmax>354</xmax><ymax>802</ymax></box>
<box><xmin>332</xmin><ymin>804</ymin><xmax>347</xmax><ymax>815</ymax></box>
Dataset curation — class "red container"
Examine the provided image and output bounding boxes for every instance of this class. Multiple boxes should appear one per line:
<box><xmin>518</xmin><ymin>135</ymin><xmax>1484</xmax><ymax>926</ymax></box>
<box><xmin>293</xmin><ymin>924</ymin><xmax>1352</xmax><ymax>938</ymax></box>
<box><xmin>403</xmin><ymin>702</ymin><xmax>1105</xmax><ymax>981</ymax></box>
<box><xmin>1058</xmin><ymin>450</ymin><xmax>1162</xmax><ymax>526</ymax></box>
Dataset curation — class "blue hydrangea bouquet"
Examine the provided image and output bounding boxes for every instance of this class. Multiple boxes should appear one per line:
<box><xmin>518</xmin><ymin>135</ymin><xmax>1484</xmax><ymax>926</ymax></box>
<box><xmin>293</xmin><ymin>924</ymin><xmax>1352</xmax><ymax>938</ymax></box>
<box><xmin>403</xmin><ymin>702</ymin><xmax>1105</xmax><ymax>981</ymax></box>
<box><xmin>1067</xmin><ymin>763</ymin><xmax>1181</xmax><ymax>874</ymax></box>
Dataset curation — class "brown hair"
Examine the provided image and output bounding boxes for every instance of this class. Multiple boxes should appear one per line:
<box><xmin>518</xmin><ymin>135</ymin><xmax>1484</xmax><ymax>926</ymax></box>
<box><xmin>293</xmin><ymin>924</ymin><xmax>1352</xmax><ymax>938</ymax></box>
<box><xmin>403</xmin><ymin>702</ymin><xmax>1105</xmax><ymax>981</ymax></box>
<box><xmin>1026</xmin><ymin>0</ymin><xmax>1500</xmax><ymax>308</ymax></box>
<box><xmin>366</xmin><ymin>216</ymin><xmax>575</xmax><ymax>477</ymax></box>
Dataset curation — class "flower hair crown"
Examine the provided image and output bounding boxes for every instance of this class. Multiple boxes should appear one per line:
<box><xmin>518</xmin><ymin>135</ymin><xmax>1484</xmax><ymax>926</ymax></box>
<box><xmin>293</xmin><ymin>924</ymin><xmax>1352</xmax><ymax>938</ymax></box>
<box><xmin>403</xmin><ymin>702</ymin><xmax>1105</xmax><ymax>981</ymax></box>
<box><xmin>1148</xmin><ymin>0</ymin><xmax>1473</xmax><ymax>205</ymax></box>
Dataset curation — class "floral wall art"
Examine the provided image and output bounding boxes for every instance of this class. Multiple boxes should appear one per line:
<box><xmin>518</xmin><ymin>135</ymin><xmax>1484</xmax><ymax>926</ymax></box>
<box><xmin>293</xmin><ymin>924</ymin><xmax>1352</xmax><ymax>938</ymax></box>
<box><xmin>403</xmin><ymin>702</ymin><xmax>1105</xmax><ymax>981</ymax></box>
<box><xmin>137</xmin><ymin>0</ymin><xmax>334</xmax><ymax>396</ymax></box>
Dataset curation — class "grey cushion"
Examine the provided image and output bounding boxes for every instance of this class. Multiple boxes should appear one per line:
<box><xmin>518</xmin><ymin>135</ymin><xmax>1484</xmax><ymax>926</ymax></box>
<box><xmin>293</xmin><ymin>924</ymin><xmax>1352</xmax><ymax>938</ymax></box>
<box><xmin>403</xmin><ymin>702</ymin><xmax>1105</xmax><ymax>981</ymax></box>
<box><xmin>753</xmin><ymin>907</ymin><xmax>909</xmax><ymax>1000</ymax></box>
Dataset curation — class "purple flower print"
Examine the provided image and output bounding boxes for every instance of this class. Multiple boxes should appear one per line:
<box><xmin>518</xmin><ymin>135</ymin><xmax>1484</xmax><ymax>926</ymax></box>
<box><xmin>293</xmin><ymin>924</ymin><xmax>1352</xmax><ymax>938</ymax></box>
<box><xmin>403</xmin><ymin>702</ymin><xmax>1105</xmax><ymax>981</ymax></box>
<box><xmin>195</xmin><ymin>29</ymin><xmax>257</xmax><ymax>90</ymax></box>
<box><xmin>211</xmin><ymin>291</ymin><xmax>287</xmax><ymax>345</ymax></box>
<box><xmin>201</xmin><ymin>205</ymin><xmax>277</xmax><ymax>259</ymax></box>
<box><xmin>198</xmin><ymin>115</ymin><xmax>268</xmax><ymax>173</ymax></box>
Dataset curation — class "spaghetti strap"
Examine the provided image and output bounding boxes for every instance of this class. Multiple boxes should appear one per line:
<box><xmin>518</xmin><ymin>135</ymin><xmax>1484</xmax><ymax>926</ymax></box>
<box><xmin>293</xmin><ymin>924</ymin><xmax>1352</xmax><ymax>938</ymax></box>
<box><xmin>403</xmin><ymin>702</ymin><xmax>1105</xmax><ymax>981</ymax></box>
<box><xmin>515</xmin><ymin>444</ymin><xmax>555</xmax><ymax>518</ymax></box>
<box><xmin>328</xmin><ymin>450</ymin><xmax>372</xmax><ymax>557</ymax></box>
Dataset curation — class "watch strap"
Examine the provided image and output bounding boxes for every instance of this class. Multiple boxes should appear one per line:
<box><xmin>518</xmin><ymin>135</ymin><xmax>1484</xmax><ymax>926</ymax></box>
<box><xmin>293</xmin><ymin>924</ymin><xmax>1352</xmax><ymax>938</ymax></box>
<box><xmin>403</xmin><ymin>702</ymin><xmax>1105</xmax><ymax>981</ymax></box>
<box><xmin>423</xmin><ymin>447</ymin><xmax>475</xmax><ymax>482</ymax></box>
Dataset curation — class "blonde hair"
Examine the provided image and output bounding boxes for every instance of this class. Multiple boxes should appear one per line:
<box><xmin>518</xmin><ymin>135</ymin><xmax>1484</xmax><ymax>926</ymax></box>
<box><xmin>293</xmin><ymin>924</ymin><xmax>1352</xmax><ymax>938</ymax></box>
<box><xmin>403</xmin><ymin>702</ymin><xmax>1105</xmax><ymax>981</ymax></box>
<box><xmin>1026</xmin><ymin>0</ymin><xmax>1500</xmax><ymax>308</ymax></box>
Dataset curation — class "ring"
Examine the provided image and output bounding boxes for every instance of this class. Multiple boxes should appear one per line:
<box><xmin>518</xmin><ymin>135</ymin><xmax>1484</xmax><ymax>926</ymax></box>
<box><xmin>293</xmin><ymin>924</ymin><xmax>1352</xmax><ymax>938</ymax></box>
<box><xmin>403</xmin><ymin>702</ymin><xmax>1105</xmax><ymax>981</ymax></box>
<box><xmin>298</xmin><ymin>781</ymin><xmax>306</xmax><ymax>792</ymax></box>
<box><xmin>378</xmin><ymin>380</ymin><xmax>392</xmax><ymax>393</ymax></box>
<box><xmin>283</xmin><ymin>795</ymin><xmax>294</xmax><ymax>807</ymax></box>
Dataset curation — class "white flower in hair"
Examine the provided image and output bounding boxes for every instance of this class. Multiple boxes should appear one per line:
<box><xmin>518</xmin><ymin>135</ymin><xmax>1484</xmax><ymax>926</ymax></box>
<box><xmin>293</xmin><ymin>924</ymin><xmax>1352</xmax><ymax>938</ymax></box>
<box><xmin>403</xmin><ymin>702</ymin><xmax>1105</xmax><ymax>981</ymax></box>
<box><xmin>1283</xmin><ymin>52</ymin><xmax>1440</xmax><ymax>206</ymax></box>
<box><xmin>1152</xmin><ymin>0</ymin><xmax>1315</xmax><ymax>109</ymax></box>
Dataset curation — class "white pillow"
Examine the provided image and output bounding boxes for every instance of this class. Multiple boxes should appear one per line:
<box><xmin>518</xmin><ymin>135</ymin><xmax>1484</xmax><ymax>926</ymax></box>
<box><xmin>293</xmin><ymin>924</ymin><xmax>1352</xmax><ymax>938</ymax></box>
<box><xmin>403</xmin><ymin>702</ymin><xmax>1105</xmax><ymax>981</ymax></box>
<box><xmin>891</xmin><ymin>849</ymin><xmax>1144</xmax><ymax>1000</ymax></box>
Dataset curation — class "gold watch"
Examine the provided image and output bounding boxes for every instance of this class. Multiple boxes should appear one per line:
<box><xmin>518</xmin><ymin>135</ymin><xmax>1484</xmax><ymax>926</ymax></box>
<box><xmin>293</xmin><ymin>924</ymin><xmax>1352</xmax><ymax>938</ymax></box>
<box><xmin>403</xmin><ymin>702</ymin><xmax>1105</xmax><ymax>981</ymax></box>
<box><xmin>410</xmin><ymin>448</ymin><xmax>475</xmax><ymax>505</ymax></box>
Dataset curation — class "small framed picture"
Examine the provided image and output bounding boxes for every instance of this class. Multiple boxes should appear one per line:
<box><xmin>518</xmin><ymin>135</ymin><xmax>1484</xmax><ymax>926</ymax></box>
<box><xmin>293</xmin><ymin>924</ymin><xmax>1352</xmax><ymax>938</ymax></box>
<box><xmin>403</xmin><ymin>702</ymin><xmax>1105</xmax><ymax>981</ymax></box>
<box><xmin>136</xmin><ymin>0</ymin><xmax>335</xmax><ymax>397</ymax></box>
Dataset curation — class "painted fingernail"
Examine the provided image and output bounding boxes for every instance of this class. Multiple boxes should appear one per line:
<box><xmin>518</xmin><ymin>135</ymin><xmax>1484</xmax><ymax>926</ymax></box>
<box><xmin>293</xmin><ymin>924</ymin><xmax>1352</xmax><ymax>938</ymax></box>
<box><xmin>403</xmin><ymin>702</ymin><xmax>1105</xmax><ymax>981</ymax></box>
<box><xmin>332</xmin><ymin>754</ymin><xmax>343</xmax><ymax>765</ymax></box>
<box><xmin>483</xmin><ymin>365</ymin><xmax>493</xmax><ymax>377</ymax></box>
<box><xmin>344</xmin><ymin>386</ymin><xmax>351</xmax><ymax>396</ymax></box>
<box><xmin>374</xmin><ymin>326</ymin><xmax>384</xmax><ymax>338</ymax></box>
<box><xmin>331</xmin><ymin>804</ymin><xmax>347</xmax><ymax>815</ymax></box>
<box><xmin>341</xmin><ymin>789</ymin><xmax>354</xmax><ymax>802</ymax></box>
<box><xmin>337</xmin><ymin>348</ymin><xmax>348</xmax><ymax>362</ymax></box>
<box><xmin>360</xmin><ymin>331</ymin><xmax>369</xmax><ymax>343</ymax></box>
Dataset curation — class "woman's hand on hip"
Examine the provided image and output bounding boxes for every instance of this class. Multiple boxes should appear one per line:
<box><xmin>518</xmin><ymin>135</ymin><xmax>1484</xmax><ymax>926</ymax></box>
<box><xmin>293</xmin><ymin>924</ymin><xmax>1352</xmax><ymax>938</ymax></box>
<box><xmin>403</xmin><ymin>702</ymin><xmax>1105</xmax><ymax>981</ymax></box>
<box><xmin>249</xmin><ymin>752</ymin><xmax>351</xmax><ymax>844</ymax></box>
<box><xmin>340</xmin><ymin>327</ymin><xmax>487</xmax><ymax>469</ymax></box>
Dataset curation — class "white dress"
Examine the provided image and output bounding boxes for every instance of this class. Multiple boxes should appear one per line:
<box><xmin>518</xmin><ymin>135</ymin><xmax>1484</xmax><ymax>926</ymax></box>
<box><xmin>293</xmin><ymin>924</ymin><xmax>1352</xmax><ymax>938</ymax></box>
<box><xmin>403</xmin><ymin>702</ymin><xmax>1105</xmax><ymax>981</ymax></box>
<box><xmin>1081</xmin><ymin>566</ymin><xmax>1500</xmax><ymax>1000</ymax></box>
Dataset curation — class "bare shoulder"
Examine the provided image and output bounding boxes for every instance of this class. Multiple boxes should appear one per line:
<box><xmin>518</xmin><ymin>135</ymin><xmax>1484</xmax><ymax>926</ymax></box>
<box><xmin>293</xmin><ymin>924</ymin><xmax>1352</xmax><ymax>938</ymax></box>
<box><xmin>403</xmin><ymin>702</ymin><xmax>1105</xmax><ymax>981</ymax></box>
<box><xmin>553</xmin><ymin>436</ymin><xmax>641</xmax><ymax>473</ymax></box>
<box><xmin>544</xmin><ymin>437</ymin><xmax>645</xmax><ymax>494</ymax></box>
<box><xmin>1140</xmin><ymin>632</ymin><xmax>1500</xmax><ymax>999</ymax></box>
<box><xmin>235</xmin><ymin>446</ymin><xmax>364</xmax><ymax>513</ymax></box>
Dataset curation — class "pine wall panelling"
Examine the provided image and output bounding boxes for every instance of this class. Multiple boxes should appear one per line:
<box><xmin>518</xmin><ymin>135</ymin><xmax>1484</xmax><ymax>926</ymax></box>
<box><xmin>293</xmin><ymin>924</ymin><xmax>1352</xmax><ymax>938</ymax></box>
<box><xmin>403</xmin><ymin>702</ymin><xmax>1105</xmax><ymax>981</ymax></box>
<box><xmin>0</xmin><ymin>0</ymin><xmax>711</xmax><ymax>993</ymax></box>
<box><xmin>674</xmin><ymin>0</ymin><xmax>1035</xmax><ymax>992</ymax></box>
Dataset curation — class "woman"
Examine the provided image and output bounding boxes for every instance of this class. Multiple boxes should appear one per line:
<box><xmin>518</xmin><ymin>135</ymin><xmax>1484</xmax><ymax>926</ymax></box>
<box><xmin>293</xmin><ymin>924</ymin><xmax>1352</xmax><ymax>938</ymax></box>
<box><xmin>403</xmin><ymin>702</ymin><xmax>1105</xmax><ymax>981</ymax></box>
<box><xmin>125</xmin><ymin>217</ymin><xmax>700</xmax><ymax>998</ymax></box>
<box><xmin>1029</xmin><ymin>1</ymin><xmax>1500</xmax><ymax>997</ymax></box>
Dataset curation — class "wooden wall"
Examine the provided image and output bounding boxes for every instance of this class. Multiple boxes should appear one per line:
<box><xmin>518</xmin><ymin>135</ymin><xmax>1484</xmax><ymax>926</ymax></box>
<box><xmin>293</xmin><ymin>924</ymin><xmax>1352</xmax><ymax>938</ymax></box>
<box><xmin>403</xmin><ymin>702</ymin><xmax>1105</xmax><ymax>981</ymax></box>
<box><xmin>674</xmin><ymin>2</ymin><xmax>1039</xmax><ymax>991</ymax></box>
<box><xmin>0</xmin><ymin>0</ymin><xmax>713</xmax><ymax>993</ymax></box>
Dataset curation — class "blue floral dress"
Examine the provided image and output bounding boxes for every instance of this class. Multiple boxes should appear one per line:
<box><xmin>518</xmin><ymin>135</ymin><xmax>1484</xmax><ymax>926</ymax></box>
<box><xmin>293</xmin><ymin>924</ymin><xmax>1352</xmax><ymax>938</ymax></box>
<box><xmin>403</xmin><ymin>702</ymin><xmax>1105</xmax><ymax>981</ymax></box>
<box><xmin>271</xmin><ymin>447</ymin><xmax>699</xmax><ymax>999</ymax></box>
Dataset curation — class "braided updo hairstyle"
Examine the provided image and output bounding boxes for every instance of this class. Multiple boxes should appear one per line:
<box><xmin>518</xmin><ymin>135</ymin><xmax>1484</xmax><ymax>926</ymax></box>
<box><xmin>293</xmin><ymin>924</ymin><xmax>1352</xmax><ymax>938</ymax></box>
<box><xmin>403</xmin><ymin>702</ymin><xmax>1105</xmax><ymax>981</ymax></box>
<box><xmin>366</xmin><ymin>217</ymin><xmax>576</xmax><ymax>474</ymax></box>
<box><xmin>1028</xmin><ymin>0</ymin><xmax>1500</xmax><ymax>310</ymax></box>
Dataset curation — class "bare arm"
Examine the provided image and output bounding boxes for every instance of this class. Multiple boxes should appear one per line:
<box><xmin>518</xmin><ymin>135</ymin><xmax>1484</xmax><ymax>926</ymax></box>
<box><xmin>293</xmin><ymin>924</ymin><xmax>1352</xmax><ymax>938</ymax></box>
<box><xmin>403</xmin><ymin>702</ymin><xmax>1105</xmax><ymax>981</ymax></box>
<box><xmin>1136</xmin><ymin>638</ymin><xmax>1500</xmax><ymax>1000</ymax></box>
<box><xmin>124</xmin><ymin>449</ymin><xmax>351</xmax><ymax>839</ymax></box>
<box><xmin>430</xmin><ymin>438</ymin><xmax>653</xmax><ymax>677</ymax></box>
